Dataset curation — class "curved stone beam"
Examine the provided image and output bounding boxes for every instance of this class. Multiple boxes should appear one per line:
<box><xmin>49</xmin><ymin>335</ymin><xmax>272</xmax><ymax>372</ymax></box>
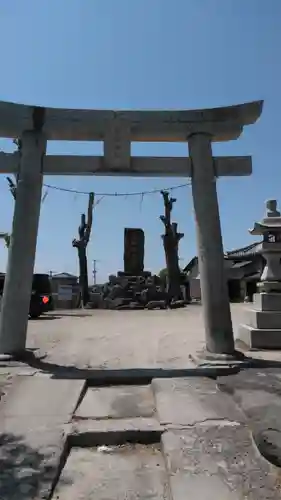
<box><xmin>0</xmin><ymin>152</ymin><xmax>252</xmax><ymax>177</ymax></box>
<box><xmin>0</xmin><ymin>100</ymin><xmax>263</xmax><ymax>142</ymax></box>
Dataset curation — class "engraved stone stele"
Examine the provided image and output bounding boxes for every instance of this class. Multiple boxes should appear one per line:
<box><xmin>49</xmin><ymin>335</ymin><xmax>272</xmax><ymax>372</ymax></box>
<box><xmin>239</xmin><ymin>199</ymin><xmax>281</xmax><ymax>348</ymax></box>
<box><xmin>123</xmin><ymin>228</ymin><xmax>145</xmax><ymax>276</ymax></box>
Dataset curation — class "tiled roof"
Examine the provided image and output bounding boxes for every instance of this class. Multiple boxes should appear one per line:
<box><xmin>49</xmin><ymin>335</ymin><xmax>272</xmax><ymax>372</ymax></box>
<box><xmin>225</xmin><ymin>241</ymin><xmax>263</xmax><ymax>259</ymax></box>
<box><xmin>183</xmin><ymin>241</ymin><xmax>263</xmax><ymax>273</ymax></box>
<box><xmin>230</xmin><ymin>261</ymin><xmax>253</xmax><ymax>269</ymax></box>
<box><xmin>52</xmin><ymin>272</ymin><xmax>78</xmax><ymax>279</ymax></box>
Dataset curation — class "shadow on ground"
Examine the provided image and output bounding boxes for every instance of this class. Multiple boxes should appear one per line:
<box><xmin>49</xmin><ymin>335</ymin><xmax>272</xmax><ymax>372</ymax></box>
<box><xmin>47</xmin><ymin>311</ymin><xmax>94</xmax><ymax>318</ymax></box>
<box><xmin>0</xmin><ymin>433</ymin><xmax>69</xmax><ymax>500</ymax></box>
<box><xmin>19</xmin><ymin>350</ymin><xmax>230</xmax><ymax>382</ymax></box>
<box><xmin>13</xmin><ymin>350</ymin><xmax>281</xmax><ymax>381</ymax></box>
<box><xmin>29</xmin><ymin>315</ymin><xmax>62</xmax><ymax>321</ymax></box>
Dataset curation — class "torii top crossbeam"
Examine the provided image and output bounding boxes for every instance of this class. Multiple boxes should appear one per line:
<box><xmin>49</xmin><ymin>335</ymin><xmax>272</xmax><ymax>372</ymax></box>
<box><xmin>0</xmin><ymin>99</ymin><xmax>263</xmax><ymax>142</ymax></box>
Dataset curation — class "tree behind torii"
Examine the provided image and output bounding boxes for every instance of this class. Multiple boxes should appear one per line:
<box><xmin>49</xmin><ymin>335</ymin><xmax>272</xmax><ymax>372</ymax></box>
<box><xmin>7</xmin><ymin>169</ymin><xmax>94</xmax><ymax>307</ymax></box>
<box><xmin>160</xmin><ymin>190</ymin><xmax>184</xmax><ymax>302</ymax></box>
<box><xmin>72</xmin><ymin>192</ymin><xmax>94</xmax><ymax>307</ymax></box>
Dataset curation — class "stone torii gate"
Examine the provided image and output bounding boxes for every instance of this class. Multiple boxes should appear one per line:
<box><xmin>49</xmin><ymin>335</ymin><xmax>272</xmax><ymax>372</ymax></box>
<box><xmin>0</xmin><ymin>100</ymin><xmax>263</xmax><ymax>359</ymax></box>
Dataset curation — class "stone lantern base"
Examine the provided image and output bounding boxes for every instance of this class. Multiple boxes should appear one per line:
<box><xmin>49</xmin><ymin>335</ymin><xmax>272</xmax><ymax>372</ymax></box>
<box><xmin>239</xmin><ymin>290</ymin><xmax>281</xmax><ymax>349</ymax></box>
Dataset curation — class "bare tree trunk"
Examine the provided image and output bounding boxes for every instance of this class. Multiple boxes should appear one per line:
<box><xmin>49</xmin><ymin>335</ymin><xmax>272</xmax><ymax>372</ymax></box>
<box><xmin>78</xmin><ymin>246</ymin><xmax>89</xmax><ymax>305</ymax></box>
<box><xmin>160</xmin><ymin>191</ymin><xmax>184</xmax><ymax>302</ymax></box>
<box><xmin>72</xmin><ymin>192</ymin><xmax>94</xmax><ymax>307</ymax></box>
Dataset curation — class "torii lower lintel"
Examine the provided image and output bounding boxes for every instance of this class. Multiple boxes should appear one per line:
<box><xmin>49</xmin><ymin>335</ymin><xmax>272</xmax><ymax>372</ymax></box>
<box><xmin>0</xmin><ymin>152</ymin><xmax>252</xmax><ymax>177</ymax></box>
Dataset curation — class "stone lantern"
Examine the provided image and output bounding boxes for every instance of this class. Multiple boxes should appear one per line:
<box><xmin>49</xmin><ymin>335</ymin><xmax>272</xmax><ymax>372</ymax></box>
<box><xmin>239</xmin><ymin>199</ymin><xmax>281</xmax><ymax>348</ymax></box>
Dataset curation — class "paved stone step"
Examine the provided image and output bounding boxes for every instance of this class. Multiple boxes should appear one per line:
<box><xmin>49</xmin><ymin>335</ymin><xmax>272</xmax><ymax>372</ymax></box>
<box><xmin>52</xmin><ymin>444</ymin><xmax>169</xmax><ymax>499</ymax></box>
<box><xmin>152</xmin><ymin>377</ymin><xmax>245</xmax><ymax>426</ymax></box>
<box><xmin>70</xmin><ymin>417</ymin><xmax>163</xmax><ymax>446</ymax></box>
<box><xmin>162</xmin><ymin>426</ymin><xmax>281</xmax><ymax>499</ymax></box>
<box><xmin>0</xmin><ymin>376</ymin><xmax>85</xmax><ymax>418</ymax></box>
<box><xmin>218</xmin><ymin>368</ymin><xmax>281</xmax><ymax>431</ymax></box>
<box><xmin>74</xmin><ymin>384</ymin><xmax>155</xmax><ymax>420</ymax></box>
<box><xmin>3</xmin><ymin>373</ymin><xmax>281</xmax><ymax>499</ymax></box>
<box><xmin>0</xmin><ymin>425</ymin><xmax>66</xmax><ymax>500</ymax></box>
<box><xmin>0</xmin><ymin>376</ymin><xmax>85</xmax><ymax>500</ymax></box>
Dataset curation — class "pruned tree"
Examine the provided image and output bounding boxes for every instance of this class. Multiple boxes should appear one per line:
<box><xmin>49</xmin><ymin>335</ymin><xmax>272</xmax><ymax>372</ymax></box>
<box><xmin>160</xmin><ymin>190</ymin><xmax>184</xmax><ymax>302</ymax></box>
<box><xmin>72</xmin><ymin>192</ymin><xmax>94</xmax><ymax>306</ymax></box>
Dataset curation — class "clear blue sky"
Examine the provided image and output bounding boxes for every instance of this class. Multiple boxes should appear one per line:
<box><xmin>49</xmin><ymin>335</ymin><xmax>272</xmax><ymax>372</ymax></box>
<box><xmin>0</xmin><ymin>0</ymin><xmax>280</xmax><ymax>283</ymax></box>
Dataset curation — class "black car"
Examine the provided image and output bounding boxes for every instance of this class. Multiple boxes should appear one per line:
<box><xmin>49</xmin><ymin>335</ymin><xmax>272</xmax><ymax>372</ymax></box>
<box><xmin>0</xmin><ymin>273</ymin><xmax>53</xmax><ymax>319</ymax></box>
<box><xmin>29</xmin><ymin>273</ymin><xmax>54</xmax><ymax>318</ymax></box>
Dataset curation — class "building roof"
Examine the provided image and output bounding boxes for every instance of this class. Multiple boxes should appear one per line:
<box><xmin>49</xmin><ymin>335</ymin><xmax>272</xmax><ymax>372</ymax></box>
<box><xmin>52</xmin><ymin>272</ymin><xmax>78</xmax><ymax>279</ymax></box>
<box><xmin>182</xmin><ymin>257</ymin><xmax>198</xmax><ymax>274</ymax></box>
<box><xmin>225</xmin><ymin>241</ymin><xmax>263</xmax><ymax>259</ymax></box>
<box><xmin>231</xmin><ymin>261</ymin><xmax>253</xmax><ymax>269</ymax></box>
<box><xmin>183</xmin><ymin>241</ymin><xmax>263</xmax><ymax>274</ymax></box>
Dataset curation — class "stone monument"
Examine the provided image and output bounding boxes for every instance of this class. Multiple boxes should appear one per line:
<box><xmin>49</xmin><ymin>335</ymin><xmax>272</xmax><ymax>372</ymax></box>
<box><xmin>123</xmin><ymin>227</ymin><xmax>145</xmax><ymax>276</ymax></box>
<box><xmin>102</xmin><ymin>227</ymin><xmax>167</xmax><ymax>310</ymax></box>
<box><xmin>239</xmin><ymin>200</ymin><xmax>281</xmax><ymax>348</ymax></box>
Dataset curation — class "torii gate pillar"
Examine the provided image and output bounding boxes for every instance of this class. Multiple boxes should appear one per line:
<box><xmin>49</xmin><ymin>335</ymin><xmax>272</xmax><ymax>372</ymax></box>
<box><xmin>0</xmin><ymin>130</ymin><xmax>46</xmax><ymax>356</ymax></box>
<box><xmin>188</xmin><ymin>133</ymin><xmax>235</xmax><ymax>357</ymax></box>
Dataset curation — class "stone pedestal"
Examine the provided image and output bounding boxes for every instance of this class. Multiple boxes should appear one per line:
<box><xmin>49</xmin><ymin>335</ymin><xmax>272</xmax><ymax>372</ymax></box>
<box><xmin>239</xmin><ymin>292</ymin><xmax>281</xmax><ymax>349</ymax></box>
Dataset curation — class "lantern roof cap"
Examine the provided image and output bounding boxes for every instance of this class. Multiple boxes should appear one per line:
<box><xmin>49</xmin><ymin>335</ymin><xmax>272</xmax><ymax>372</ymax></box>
<box><xmin>250</xmin><ymin>200</ymin><xmax>281</xmax><ymax>235</ymax></box>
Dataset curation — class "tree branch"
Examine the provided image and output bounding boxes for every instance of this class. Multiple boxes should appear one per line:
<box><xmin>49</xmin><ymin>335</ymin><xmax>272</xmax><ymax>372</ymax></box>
<box><xmin>84</xmin><ymin>192</ymin><xmax>94</xmax><ymax>244</ymax></box>
<box><xmin>72</xmin><ymin>193</ymin><xmax>95</xmax><ymax>248</ymax></box>
<box><xmin>160</xmin><ymin>190</ymin><xmax>176</xmax><ymax>228</ymax></box>
<box><xmin>172</xmin><ymin>222</ymin><xmax>184</xmax><ymax>242</ymax></box>
<box><xmin>6</xmin><ymin>177</ymin><xmax>17</xmax><ymax>200</ymax></box>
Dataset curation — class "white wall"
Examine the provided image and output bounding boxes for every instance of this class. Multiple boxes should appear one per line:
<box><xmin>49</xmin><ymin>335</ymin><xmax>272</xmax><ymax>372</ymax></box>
<box><xmin>190</xmin><ymin>277</ymin><xmax>201</xmax><ymax>300</ymax></box>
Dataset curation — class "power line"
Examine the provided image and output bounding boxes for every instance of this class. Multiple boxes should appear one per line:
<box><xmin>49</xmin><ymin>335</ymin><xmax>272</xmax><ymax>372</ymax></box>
<box><xmin>42</xmin><ymin>181</ymin><xmax>191</xmax><ymax>197</ymax></box>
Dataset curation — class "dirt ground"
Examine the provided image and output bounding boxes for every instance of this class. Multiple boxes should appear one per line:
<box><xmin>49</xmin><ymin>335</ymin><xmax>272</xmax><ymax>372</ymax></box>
<box><xmin>24</xmin><ymin>303</ymin><xmax>274</xmax><ymax>370</ymax></box>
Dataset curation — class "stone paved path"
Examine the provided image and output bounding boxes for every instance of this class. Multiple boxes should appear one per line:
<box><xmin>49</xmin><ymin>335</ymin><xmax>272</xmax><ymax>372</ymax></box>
<box><xmin>1</xmin><ymin>304</ymin><xmax>281</xmax><ymax>498</ymax></box>
<box><xmin>1</xmin><ymin>371</ymin><xmax>281</xmax><ymax>499</ymax></box>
